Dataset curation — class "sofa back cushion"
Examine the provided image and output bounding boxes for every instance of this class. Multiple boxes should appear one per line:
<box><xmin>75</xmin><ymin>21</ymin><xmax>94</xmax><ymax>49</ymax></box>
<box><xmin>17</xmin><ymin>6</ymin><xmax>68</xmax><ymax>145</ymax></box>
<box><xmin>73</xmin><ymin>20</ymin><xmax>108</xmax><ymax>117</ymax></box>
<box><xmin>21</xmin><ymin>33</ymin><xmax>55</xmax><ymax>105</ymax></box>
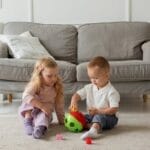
<box><xmin>3</xmin><ymin>22</ymin><xmax>77</xmax><ymax>63</ymax></box>
<box><xmin>0</xmin><ymin>41</ymin><xmax>8</xmax><ymax>58</ymax></box>
<box><xmin>78</xmin><ymin>22</ymin><xmax>150</xmax><ymax>63</ymax></box>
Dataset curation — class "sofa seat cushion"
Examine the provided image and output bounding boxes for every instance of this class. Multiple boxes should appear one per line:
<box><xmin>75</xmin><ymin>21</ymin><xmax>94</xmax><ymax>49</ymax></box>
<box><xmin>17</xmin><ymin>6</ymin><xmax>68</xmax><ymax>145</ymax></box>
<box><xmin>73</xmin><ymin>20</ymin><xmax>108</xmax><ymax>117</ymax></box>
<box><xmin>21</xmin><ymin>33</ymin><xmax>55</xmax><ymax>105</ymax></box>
<box><xmin>0</xmin><ymin>58</ymin><xmax>76</xmax><ymax>83</ymax></box>
<box><xmin>57</xmin><ymin>60</ymin><xmax>76</xmax><ymax>82</ymax></box>
<box><xmin>77</xmin><ymin>60</ymin><xmax>150</xmax><ymax>82</ymax></box>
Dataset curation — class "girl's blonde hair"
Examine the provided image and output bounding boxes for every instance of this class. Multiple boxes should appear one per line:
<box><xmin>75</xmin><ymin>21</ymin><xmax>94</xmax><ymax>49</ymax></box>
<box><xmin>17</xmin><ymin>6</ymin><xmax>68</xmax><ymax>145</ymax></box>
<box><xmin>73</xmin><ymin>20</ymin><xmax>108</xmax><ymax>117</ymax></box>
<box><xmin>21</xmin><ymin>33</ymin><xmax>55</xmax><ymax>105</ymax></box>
<box><xmin>27</xmin><ymin>57</ymin><xmax>64</xmax><ymax>101</ymax></box>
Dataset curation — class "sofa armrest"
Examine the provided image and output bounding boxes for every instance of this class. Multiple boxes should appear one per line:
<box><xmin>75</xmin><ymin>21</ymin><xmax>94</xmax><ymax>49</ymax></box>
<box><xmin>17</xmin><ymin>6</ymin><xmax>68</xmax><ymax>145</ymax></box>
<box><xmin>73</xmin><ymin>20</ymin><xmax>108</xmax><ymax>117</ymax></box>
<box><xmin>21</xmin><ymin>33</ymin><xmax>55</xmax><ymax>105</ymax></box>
<box><xmin>142</xmin><ymin>41</ymin><xmax>150</xmax><ymax>62</ymax></box>
<box><xmin>0</xmin><ymin>41</ymin><xmax>8</xmax><ymax>58</ymax></box>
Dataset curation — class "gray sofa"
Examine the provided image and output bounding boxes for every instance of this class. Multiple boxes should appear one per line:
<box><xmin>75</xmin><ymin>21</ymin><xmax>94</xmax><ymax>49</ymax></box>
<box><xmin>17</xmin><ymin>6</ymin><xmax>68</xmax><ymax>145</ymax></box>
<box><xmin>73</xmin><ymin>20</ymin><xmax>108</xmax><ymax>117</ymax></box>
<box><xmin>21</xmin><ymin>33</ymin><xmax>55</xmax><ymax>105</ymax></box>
<box><xmin>0</xmin><ymin>22</ymin><xmax>150</xmax><ymax>102</ymax></box>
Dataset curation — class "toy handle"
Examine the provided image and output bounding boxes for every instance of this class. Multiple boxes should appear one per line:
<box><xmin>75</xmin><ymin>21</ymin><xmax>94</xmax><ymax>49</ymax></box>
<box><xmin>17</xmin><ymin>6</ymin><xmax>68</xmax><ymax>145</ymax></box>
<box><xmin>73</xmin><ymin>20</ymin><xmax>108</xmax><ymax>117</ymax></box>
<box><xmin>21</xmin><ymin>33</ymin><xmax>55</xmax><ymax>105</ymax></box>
<box><xmin>70</xmin><ymin>105</ymin><xmax>78</xmax><ymax>112</ymax></box>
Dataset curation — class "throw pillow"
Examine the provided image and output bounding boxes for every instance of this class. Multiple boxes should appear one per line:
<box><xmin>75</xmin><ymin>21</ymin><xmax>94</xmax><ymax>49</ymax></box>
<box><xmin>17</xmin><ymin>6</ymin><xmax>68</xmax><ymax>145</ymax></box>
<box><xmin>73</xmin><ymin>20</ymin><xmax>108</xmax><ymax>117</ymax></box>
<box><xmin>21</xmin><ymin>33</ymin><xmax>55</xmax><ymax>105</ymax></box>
<box><xmin>5</xmin><ymin>36</ymin><xmax>54</xmax><ymax>59</ymax></box>
<box><xmin>20</xmin><ymin>31</ymin><xmax>33</xmax><ymax>37</ymax></box>
<box><xmin>0</xmin><ymin>31</ymin><xmax>32</xmax><ymax>56</ymax></box>
<box><xmin>0</xmin><ymin>32</ymin><xmax>55</xmax><ymax>60</ymax></box>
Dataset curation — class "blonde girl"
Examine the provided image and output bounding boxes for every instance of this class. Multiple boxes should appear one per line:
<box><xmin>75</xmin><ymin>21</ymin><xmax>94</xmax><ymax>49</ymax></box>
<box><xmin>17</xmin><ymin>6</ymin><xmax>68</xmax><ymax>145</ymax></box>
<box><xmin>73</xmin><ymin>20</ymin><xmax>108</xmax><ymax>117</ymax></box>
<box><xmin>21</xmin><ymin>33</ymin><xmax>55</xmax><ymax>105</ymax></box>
<box><xmin>19</xmin><ymin>58</ymin><xmax>64</xmax><ymax>139</ymax></box>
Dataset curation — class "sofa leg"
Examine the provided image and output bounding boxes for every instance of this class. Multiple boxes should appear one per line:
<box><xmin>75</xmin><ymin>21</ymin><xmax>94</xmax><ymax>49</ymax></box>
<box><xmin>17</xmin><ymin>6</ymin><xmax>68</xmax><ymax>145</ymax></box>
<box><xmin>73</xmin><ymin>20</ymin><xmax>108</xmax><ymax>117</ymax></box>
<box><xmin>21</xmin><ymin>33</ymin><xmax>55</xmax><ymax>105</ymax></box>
<box><xmin>7</xmin><ymin>94</ymin><xmax>13</xmax><ymax>103</ymax></box>
<box><xmin>143</xmin><ymin>97</ymin><xmax>147</xmax><ymax>103</ymax></box>
<box><xmin>143</xmin><ymin>94</ymin><xmax>150</xmax><ymax>103</ymax></box>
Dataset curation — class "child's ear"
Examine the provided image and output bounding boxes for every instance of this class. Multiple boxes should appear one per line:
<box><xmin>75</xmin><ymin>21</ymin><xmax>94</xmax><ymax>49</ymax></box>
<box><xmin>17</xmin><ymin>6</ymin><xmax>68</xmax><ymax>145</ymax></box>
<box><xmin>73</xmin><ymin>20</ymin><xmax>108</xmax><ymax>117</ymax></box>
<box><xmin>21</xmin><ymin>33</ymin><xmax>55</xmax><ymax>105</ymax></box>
<box><xmin>105</xmin><ymin>70</ymin><xmax>110</xmax><ymax>78</ymax></box>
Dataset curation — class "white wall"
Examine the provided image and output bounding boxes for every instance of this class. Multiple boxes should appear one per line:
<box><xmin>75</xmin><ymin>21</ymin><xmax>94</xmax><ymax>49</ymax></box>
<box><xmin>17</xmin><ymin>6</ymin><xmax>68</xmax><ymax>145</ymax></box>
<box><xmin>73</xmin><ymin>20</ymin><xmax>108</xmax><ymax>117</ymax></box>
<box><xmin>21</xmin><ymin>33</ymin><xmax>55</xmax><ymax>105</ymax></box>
<box><xmin>0</xmin><ymin>0</ymin><xmax>31</xmax><ymax>22</ymax></box>
<box><xmin>132</xmin><ymin>0</ymin><xmax>150</xmax><ymax>21</ymax></box>
<box><xmin>33</xmin><ymin>0</ymin><xmax>126</xmax><ymax>24</ymax></box>
<box><xmin>0</xmin><ymin>0</ymin><xmax>150</xmax><ymax>24</ymax></box>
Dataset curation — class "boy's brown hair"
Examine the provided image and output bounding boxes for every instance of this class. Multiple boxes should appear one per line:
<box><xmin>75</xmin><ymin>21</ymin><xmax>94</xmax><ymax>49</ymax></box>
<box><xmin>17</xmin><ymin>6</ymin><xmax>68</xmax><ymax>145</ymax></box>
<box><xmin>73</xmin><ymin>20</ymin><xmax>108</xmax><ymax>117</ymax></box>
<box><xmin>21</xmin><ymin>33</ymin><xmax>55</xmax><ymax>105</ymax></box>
<box><xmin>88</xmin><ymin>56</ymin><xmax>110</xmax><ymax>72</ymax></box>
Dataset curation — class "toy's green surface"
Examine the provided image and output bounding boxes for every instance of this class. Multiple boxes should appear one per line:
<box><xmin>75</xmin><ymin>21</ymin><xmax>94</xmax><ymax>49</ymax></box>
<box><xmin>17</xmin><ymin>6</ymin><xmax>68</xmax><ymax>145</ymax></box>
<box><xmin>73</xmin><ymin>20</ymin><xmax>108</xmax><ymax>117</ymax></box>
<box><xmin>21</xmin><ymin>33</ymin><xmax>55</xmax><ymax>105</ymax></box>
<box><xmin>64</xmin><ymin>113</ymin><xmax>83</xmax><ymax>132</ymax></box>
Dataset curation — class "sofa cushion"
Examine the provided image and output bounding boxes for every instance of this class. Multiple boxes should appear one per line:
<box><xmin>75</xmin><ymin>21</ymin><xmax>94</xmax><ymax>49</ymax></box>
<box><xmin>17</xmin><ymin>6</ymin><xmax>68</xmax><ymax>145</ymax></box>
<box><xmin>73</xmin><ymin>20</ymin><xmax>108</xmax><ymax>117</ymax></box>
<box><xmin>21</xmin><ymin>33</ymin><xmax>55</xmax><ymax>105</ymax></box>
<box><xmin>57</xmin><ymin>60</ymin><xmax>76</xmax><ymax>83</ymax></box>
<box><xmin>77</xmin><ymin>60</ymin><xmax>150</xmax><ymax>82</ymax></box>
<box><xmin>0</xmin><ymin>41</ymin><xmax>8</xmax><ymax>58</ymax></box>
<box><xmin>0</xmin><ymin>59</ymin><xmax>76</xmax><ymax>83</ymax></box>
<box><xmin>78</xmin><ymin>22</ymin><xmax>150</xmax><ymax>63</ymax></box>
<box><xmin>3</xmin><ymin>22</ymin><xmax>77</xmax><ymax>63</ymax></box>
<box><xmin>0</xmin><ymin>31</ymin><xmax>33</xmax><ymax>56</ymax></box>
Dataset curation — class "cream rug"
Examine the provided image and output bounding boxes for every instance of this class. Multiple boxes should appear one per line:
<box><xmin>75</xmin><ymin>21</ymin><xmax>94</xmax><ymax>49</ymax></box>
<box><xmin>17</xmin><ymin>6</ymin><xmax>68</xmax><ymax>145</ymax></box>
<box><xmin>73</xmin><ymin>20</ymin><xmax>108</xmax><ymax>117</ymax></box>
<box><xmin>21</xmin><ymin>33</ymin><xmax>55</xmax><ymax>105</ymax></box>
<box><xmin>0</xmin><ymin>112</ymin><xmax>150</xmax><ymax>150</ymax></box>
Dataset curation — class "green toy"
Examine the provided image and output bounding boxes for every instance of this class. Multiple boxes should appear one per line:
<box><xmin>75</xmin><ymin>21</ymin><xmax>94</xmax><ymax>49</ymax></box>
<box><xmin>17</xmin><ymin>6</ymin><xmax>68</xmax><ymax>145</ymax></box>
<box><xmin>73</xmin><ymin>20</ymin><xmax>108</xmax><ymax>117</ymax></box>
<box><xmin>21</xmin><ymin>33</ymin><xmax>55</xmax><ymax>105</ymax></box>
<box><xmin>64</xmin><ymin>106</ymin><xmax>86</xmax><ymax>132</ymax></box>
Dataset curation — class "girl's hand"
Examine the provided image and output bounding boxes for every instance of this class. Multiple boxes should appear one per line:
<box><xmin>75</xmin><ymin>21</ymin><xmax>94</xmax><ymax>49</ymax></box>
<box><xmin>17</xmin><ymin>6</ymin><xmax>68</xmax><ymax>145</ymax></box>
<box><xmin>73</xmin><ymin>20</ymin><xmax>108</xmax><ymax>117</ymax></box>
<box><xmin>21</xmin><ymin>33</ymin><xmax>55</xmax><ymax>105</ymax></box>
<box><xmin>88</xmin><ymin>107</ymin><xmax>99</xmax><ymax>115</ymax></box>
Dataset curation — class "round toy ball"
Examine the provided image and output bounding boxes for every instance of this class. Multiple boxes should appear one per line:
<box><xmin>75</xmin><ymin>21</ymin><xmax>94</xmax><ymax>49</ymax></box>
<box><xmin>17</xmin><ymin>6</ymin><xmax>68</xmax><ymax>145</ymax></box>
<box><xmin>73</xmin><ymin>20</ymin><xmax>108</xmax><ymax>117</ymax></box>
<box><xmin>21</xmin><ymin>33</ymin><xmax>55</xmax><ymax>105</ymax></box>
<box><xmin>64</xmin><ymin>111</ymin><xmax>86</xmax><ymax>132</ymax></box>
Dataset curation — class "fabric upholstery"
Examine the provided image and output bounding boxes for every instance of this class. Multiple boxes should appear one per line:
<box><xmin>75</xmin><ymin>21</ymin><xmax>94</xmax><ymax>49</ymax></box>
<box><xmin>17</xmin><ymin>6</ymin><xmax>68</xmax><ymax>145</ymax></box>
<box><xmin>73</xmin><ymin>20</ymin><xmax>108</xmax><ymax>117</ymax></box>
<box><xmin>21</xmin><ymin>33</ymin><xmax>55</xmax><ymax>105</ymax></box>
<box><xmin>0</xmin><ymin>41</ymin><xmax>8</xmax><ymax>58</ymax></box>
<box><xmin>78</xmin><ymin>22</ymin><xmax>150</xmax><ymax>63</ymax></box>
<box><xmin>142</xmin><ymin>41</ymin><xmax>150</xmax><ymax>62</ymax></box>
<box><xmin>0</xmin><ymin>23</ymin><xmax>4</xmax><ymax>34</ymax></box>
<box><xmin>3</xmin><ymin>22</ymin><xmax>77</xmax><ymax>63</ymax></box>
<box><xmin>77</xmin><ymin>60</ymin><xmax>150</xmax><ymax>82</ymax></box>
<box><xmin>0</xmin><ymin>59</ymin><xmax>76</xmax><ymax>83</ymax></box>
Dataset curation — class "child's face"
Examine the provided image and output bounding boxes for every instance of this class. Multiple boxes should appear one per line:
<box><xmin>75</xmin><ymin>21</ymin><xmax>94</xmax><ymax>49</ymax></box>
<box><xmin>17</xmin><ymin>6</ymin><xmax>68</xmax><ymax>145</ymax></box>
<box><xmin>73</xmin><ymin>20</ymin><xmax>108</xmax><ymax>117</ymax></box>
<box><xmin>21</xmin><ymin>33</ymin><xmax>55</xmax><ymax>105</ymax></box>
<box><xmin>87</xmin><ymin>66</ymin><xmax>109</xmax><ymax>88</ymax></box>
<box><xmin>41</xmin><ymin>67</ymin><xmax>58</xmax><ymax>86</ymax></box>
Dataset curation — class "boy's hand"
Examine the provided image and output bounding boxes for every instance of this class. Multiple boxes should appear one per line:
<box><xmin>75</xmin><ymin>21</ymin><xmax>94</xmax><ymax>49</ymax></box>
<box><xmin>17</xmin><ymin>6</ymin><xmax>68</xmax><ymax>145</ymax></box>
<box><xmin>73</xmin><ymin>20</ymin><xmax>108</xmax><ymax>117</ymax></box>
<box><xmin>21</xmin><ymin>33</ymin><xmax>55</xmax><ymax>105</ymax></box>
<box><xmin>69</xmin><ymin>103</ymin><xmax>78</xmax><ymax>112</ymax></box>
<box><xmin>88</xmin><ymin>107</ymin><xmax>99</xmax><ymax>115</ymax></box>
<box><xmin>69</xmin><ymin>93</ymin><xmax>81</xmax><ymax>112</ymax></box>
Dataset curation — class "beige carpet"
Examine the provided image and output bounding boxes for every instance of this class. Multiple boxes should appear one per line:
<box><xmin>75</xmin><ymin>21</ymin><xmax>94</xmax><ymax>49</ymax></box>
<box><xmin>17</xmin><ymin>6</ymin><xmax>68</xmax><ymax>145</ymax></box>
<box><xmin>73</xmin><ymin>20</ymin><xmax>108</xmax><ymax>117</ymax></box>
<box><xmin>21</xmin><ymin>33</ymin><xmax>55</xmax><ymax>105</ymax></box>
<box><xmin>0</xmin><ymin>112</ymin><xmax>150</xmax><ymax>150</ymax></box>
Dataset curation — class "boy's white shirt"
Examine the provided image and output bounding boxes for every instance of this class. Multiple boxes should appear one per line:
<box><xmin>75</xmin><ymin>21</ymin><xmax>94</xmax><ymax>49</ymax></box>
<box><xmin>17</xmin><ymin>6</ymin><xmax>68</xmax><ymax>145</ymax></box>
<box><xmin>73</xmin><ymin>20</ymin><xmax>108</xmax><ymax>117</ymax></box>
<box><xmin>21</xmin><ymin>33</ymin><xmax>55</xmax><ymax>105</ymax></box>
<box><xmin>77</xmin><ymin>82</ymin><xmax>120</xmax><ymax>110</ymax></box>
